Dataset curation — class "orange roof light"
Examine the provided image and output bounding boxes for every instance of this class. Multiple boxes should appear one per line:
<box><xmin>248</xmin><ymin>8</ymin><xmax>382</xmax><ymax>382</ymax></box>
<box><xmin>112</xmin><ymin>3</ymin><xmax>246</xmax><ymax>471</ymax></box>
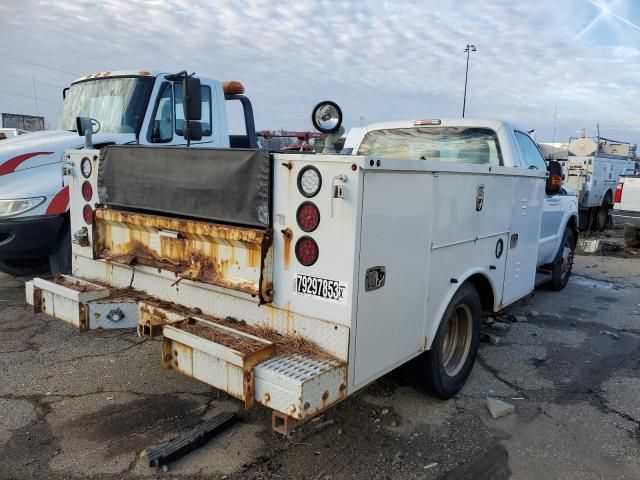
<box><xmin>138</xmin><ymin>70</ymin><xmax>151</xmax><ymax>76</ymax></box>
<box><xmin>222</xmin><ymin>81</ymin><xmax>245</xmax><ymax>95</ymax></box>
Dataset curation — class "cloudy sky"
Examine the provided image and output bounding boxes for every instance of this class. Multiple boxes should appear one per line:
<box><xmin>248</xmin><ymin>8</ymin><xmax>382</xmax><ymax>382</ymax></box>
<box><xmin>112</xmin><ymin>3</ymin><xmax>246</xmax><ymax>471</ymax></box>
<box><xmin>1</xmin><ymin>0</ymin><xmax>639</xmax><ymax>143</ymax></box>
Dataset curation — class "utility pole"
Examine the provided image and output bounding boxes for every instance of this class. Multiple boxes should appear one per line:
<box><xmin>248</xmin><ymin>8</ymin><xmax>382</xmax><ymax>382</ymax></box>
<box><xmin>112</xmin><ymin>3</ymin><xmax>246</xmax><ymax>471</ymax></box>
<box><xmin>32</xmin><ymin>75</ymin><xmax>40</xmax><ymax>116</ymax></box>
<box><xmin>462</xmin><ymin>44</ymin><xmax>476</xmax><ymax>118</ymax></box>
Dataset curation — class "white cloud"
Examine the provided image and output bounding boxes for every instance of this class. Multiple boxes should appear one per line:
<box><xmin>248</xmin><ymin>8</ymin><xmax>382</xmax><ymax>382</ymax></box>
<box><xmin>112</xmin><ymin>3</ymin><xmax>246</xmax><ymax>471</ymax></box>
<box><xmin>0</xmin><ymin>0</ymin><xmax>638</xmax><ymax>142</ymax></box>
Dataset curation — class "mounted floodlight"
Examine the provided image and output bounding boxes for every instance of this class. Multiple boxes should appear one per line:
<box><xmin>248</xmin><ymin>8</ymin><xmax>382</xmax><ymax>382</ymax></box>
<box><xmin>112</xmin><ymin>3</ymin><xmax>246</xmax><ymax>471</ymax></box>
<box><xmin>312</xmin><ymin>101</ymin><xmax>343</xmax><ymax>134</ymax></box>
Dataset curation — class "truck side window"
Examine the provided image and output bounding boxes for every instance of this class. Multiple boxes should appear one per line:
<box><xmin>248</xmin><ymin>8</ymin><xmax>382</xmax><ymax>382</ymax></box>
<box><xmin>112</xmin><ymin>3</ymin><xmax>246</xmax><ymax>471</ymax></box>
<box><xmin>150</xmin><ymin>82</ymin><xmax>173</xmax><ymax>143</ymax></box>
<box><xmin>175</xmin><ymin>84</ymin><xmax>213</xmax><ymax>137</ymax></box>
<box><xmin>515</xmin><ymin>131</ymin><xmax>547</xmax><ymax>170</ymax></box>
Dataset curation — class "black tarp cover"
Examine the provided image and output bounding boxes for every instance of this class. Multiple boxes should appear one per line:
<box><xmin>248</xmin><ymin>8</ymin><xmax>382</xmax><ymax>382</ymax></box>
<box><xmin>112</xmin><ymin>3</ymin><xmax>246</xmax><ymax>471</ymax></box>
<box><xmin>97</xmin><ymin>145</ymin><xmax>271</xmax><ymax>228</ymax></box>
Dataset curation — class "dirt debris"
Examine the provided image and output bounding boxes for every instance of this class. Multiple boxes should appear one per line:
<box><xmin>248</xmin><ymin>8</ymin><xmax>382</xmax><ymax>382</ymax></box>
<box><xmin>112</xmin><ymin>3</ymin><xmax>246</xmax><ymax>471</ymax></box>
<box><xmin>50</xmin><ymin>275</ymin><xmax>100</xmax><ymax>293</ymax></box>
<box><xmin>178</xmin><ymin>320</ymin><xmax>268</xmax><ymax>355</ymax></box>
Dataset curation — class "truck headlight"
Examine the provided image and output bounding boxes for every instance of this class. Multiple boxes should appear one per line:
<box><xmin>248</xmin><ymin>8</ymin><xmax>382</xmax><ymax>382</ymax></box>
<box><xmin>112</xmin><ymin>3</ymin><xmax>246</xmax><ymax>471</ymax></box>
<box><xmin>0</xmin><ymin>197</ymin><xmax>46</xmax><ymax>218</ymax></box>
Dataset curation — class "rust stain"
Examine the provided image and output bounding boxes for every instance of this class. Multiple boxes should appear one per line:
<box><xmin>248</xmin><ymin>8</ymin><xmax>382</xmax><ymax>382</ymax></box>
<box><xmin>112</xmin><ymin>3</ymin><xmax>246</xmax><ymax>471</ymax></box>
<box><xmin>93</xmin><ymin>208</ymin><xmax>274</xmax><ymax>300</ymax></box>
<box><xmin>321</xmin><ymin>389</ymin><xmax>330</xmax><ymax>409</ymax></box>
<box><xmin>247</xmin><ymin>247</ymin><xmax>260</xmax><ymax>269</ymax></box>
<box><xmin>95</xmin><ymin>208</ymin><xmax>265</xmax><ymax>245</ymax></box>
<box><xmin>281</xmin><ymin>228</ymin><xmax>293</xmax><ymax>270</ymax></box>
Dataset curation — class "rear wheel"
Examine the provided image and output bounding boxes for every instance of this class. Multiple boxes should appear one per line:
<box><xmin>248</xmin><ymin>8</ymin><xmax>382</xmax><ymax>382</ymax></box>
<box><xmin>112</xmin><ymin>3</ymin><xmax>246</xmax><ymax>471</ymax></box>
<box><xmin>408</xmin><ymin>284</ymin><xmax>481</xmax><ymax>399</ymax></box>
<box><xmin>596</xmin><ymin>194</ymin><xmax>612</xmax><ymax>232</ymax></box>
<box><xmin>0</xmin><ymin>257</ymin><xmax>49</xmax><ymax>276</ymax></box>
<box><xmin>548</xmin><ymin>227</ymin><xmax>575</xmax><ymax>291</ymax></box>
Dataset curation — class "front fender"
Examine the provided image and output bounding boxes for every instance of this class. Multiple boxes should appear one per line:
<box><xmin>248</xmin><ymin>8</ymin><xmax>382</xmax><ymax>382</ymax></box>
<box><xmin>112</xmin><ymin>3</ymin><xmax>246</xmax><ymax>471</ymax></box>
<box><xmin>0</xmin><ymin>163</ymin><xmax>69</xmax><ymax>217</ymax></box>
<box><xmin>540</xmin><ymin>197</ymin><xmax>579</xmax><ymax>266</ymax></box>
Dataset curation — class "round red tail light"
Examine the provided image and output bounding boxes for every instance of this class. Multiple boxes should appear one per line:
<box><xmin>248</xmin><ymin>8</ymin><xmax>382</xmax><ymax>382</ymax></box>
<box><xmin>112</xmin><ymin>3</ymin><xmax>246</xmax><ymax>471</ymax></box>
<box><xmin>296</xmin><ymin>201</ymin><xmax>320</xmax><ymax>232</ymax></box>
<box><xmin>81</xmin><ymin>181</ymin><xmax>93</xmax><ymax>201</ymax></box>
<box><xmin>295</xmin><ymin>236</ymin><xmax>319</xmax><ymax>266</ymax></box>
<box><xmin>82</xmin><ymin>204</ymin><xmax>93</xmax><ymax>224</ymax></box>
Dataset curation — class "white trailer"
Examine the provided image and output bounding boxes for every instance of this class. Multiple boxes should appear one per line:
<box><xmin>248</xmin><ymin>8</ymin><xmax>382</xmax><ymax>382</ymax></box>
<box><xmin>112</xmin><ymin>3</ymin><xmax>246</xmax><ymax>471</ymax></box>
<box><xmin>540</xmin><ymin>136</ymin><xmax>636</xmax><ymax>230</ymax></box>
<box><xmin>26</xmin><ymin>102</ymin><xmax>573</xmax><ymax>434</ymax></box>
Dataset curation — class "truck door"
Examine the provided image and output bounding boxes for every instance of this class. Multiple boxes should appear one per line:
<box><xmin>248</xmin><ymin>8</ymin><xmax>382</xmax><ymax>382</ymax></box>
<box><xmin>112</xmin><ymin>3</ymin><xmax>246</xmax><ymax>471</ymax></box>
<box><xmin>514</xmin><ymin>131</ymin><xmax>560</xmax><ymax>265</ymax></box>
<box><xmin>145</xmin><ymin>79</ymin><xmax>220</xmax><ymax>147</ymax></box>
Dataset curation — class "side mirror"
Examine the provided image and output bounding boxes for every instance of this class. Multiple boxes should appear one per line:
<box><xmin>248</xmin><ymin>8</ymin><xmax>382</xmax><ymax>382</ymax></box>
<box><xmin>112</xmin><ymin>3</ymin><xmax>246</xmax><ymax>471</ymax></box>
<box><xmin>546</xmin><ymin>160</ymin><xmax>562</xmax><ymax>195</ymax></box>
<box><xmin>183</xmin><ymin>76</ymin><xmax>202</xmax><ymax>122</ymax></box>
<box><xmin>76</xmin><ymin>117</ymin><xmax>100</xmax><ymax>136</ymax></box>
<box><xmin>182</xmin><ymin>76</ymin><xmax>202</xmax><ymax>143</ymax></box>
<box><xmin>76</xmin><ymin>116</ymin><xmax>100</xmax><ymax>148</ymax></box>
<box><xmin>186</xmin><ymin>121</ymin><xmax>203</xmax><ymax>142</ymax></box>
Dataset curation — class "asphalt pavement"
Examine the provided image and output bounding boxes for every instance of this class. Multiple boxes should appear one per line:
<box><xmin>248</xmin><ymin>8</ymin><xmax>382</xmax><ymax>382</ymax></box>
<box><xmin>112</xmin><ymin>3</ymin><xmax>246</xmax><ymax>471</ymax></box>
<box><xmin>0</xmin><ymin>254</ymin><xmax>639</xmax><ymax>479</ymax></box>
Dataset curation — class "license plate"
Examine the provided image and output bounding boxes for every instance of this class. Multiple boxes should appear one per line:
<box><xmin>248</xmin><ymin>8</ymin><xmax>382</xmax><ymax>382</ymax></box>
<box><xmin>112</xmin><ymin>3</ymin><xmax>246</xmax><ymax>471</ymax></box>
<box><xmin>293</xmin><ymin>274</ymin><xmax>347</xmax><ymax>305</ymax></box>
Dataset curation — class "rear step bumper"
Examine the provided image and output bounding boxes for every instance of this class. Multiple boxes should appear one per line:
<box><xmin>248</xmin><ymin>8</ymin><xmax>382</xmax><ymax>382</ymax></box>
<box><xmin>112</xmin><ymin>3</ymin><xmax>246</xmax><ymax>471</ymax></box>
<box><xmin>163</xmin><ymin>318</ymin><xmax>347</xmax><ymax>419</ymax></box>
<box><xmin>26</xmin><ymin>275</ymin><xmax>139</xmax><ymax>331</ymax></box>
<box><xmin>26</xmin><ymin>275</ymin><xmax>348</xmax><ymax>432</ymax></box>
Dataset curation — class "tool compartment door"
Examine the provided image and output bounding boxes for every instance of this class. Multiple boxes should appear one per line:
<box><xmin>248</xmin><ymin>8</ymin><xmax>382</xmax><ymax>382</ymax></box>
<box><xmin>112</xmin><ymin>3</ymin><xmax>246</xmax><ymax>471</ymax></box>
<box><xmin>353</xmin><ymin>171</ymin><xmax>433</xmax><ymax>388</ymax></box>
<box><xmin>501</xmin><ymin>176</ymin><xmax>544</xmax><ymax>305</ymax></box>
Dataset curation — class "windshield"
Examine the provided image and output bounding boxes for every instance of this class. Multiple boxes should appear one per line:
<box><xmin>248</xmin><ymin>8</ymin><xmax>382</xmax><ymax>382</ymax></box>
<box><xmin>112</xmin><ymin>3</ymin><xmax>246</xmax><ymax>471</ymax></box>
<box><xmin>357</xmin><ymin>127</ymin><xmax>503</xmax><ymax>166</ymax></box>
<box><xmin>59</xmin><ymin>77</ymin><xmax>154</xmax><ymax>134</ymax></box>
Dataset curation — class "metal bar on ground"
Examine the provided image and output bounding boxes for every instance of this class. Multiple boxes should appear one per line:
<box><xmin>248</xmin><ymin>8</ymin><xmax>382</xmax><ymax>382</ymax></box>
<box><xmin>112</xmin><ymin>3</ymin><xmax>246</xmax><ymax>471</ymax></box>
<box><xmin>146</xmin><ymin>411</ymin><xmax>238</xmax><ymax>468</ymax></box>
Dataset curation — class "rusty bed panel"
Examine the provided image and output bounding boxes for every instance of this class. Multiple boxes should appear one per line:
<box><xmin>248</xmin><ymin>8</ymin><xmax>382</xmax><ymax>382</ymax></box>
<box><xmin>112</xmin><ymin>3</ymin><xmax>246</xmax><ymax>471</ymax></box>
<box><xmin>93</xmin><ymin>209</ymin><xmax>273</xmax><ymax>302</ymax></box>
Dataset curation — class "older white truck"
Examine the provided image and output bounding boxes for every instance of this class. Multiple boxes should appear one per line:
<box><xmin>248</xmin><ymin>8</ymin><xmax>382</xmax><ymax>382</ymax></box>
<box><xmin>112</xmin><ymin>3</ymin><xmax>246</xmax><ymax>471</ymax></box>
<box><xmin>26</xmin><ymin>101</ymin><xmax>577</xmax><ymax>434</ymax></box>
<box><xmin>0</xmin><ymin>70</ymin><xmax>256</xmax><ymax>275</ymax></box>
<box><xmin>540</xmin><ymin>135</ymin><xmax>636</xmax><ymax>230</ymax></box>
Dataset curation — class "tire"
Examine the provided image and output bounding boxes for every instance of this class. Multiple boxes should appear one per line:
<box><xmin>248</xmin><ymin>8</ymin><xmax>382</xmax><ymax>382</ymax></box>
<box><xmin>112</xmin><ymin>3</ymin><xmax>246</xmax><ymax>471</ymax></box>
<box><xmin>548</xmin><ymin>227</ymin><xmax>575</xmax><ymax>291</ymax></box>
<box><xmin>408</xmin><ymin>284</ymin><xmax>482</xmax><ymax>399</ymax></box>
<box><xmin>49</xmin><ymin>221</ymin><xmax>71</xmax><ymax>275</ymax></box>
<box><xmin>0</xmin><ymin>257</ymin><xmax>49</xmax><ymax>276</ymax></box>
<box><xmin>596</xmin><ymin>194</ymin><xmax>612</xmax><ymax>232</ymax></box>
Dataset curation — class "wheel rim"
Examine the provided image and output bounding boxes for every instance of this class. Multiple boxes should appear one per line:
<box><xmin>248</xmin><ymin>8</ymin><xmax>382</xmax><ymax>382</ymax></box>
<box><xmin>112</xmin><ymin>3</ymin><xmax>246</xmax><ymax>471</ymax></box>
<box><xmin>560</xmin><ymin>236</ymin><xmax>574</xmax><ymax>281</ymax></box>
<box><xmin>442</xmin><ymin>304</ymin><xmax>473</xmax><ymax>377</ymax></box>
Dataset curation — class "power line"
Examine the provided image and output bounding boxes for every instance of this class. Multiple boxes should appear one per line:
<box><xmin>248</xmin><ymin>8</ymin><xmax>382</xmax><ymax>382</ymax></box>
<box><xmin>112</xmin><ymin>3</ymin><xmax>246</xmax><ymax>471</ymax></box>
<box><xmin>0</xmin><ymin>71</ymin><xmax>66</xmax><ymax>89</ymax></box>
<box><xmin>0</xmin><ymin>53</ymin><xmax>81</xmax><ymax>77</ymax></box>
<box><xmin>0</xmin><ymin>88</ymin><xmax>61</xmax><ymax>105</ymax></box>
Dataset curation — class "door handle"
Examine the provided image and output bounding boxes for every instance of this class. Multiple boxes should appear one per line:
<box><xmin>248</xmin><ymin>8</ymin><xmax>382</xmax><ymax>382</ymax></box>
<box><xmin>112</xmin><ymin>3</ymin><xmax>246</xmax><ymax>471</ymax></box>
<box><xmin>365</xmin><ymin>266</ymin><xmax>386</xmax><ymax>292</ymax></box>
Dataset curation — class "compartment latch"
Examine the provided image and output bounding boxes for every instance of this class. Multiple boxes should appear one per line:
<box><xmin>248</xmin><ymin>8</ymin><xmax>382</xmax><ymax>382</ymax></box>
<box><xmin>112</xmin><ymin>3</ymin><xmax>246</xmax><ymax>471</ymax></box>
<box><xmin>365</xmin><ymin>266</ymin><xmax>386</xmax><ymax>292</ymax></box>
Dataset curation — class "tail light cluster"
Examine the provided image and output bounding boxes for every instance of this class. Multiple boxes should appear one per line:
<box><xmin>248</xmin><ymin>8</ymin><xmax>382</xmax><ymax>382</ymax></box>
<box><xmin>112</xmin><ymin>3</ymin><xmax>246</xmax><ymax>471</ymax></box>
<box><xmin>295</xmin><ymin>166</ymin><xmax>322</xmax><ymax>266</ymax></box>
<box><xmin>80</xmin><ymin>156</ymin><xmax>93</xmax><ymax>224</ymax></box>
<box><xmin>614</xmin><ymin>182</ymin><xmax>624</xmax><ymax>203</ymax></box>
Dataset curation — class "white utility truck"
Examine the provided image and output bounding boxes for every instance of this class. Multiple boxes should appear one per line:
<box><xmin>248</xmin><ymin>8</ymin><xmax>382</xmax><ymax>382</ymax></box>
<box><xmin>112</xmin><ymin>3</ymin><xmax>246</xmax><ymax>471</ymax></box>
<box><xmin>0</xmin><ymin>70</ymin><xmax>256</xmax><ymax>275</ymax></box>
<box><xmin>539</xmin><ymin>135</ymin><xmax>636</xmax><ymax>230</ymax></box>
<box><xmin>26</xmin><ymin>100</ymin><xmax>577</xmax><ymax>434</ymax></box>
<box><xmin>342</xmin><ymin>120</ymin><xmax>579</xmax><ymax>289</ymax></box>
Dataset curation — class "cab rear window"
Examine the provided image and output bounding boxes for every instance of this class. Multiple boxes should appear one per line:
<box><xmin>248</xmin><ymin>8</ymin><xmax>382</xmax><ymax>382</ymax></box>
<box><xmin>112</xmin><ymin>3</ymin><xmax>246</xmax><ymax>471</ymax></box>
<box><xmin>357</xmin><ymin>127</ymin><xmax>503</xmax><ymax>166</ymax></box>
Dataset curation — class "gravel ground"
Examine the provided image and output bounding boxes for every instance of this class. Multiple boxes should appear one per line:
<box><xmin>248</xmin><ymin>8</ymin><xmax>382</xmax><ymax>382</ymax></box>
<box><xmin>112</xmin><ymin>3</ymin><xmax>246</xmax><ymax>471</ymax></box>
<box><xmin>1</xmin><ymin>254</ymin><xmax>639</xmax><ymax>480</ymax></box>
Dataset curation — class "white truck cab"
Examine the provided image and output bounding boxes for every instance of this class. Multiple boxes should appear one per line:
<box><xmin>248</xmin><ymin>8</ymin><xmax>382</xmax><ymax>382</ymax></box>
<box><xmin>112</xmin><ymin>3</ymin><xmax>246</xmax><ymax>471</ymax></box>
<box><xmin>343</xmin><ymin>119</ymin><xmax>579</xmax><ymax>289</ymax></box>
<box><xmin>0</xmin><ymin>70</ymin><xmax>257</xmax><ymax>275</ymax></box>
<box><xmin>26</xmin><ymin>103</ymin><xmax>579</xmax><ymax>434</ymax></box>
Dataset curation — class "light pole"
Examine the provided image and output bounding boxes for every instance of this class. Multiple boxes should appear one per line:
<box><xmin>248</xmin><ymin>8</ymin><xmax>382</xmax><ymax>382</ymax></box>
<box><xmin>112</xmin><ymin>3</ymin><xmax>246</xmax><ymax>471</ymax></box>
<box><xmin>462</xmin><ymin>44</ymin><xmax>476</xmax><ymax>118</ymax></box>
